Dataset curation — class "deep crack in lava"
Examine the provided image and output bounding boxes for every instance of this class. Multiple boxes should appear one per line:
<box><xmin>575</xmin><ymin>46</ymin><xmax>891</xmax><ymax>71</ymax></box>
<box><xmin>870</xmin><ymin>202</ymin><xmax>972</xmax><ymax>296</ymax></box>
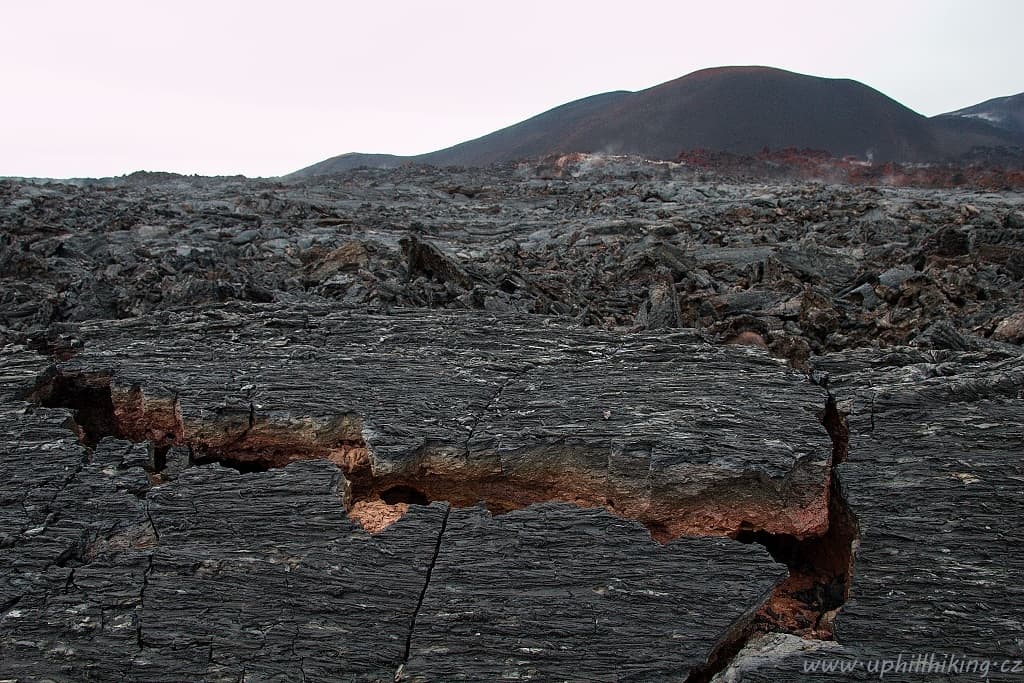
<box><xmin>684</xmin><ymin>395</ymin><xmax>859</xmax><ymax>683</ymax></box>
<box><xmin>26</xmin><ymin>367</ymin><xmax>860</xmax><ymax>678</ymax></box>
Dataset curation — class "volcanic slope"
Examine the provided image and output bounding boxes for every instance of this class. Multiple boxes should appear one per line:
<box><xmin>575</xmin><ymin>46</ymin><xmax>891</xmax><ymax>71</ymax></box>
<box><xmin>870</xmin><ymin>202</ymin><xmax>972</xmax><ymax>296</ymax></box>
<box><xmin>295</xmin><ymin>66</ymin><xmax>1021</xmax><ymax>175</ymax></box>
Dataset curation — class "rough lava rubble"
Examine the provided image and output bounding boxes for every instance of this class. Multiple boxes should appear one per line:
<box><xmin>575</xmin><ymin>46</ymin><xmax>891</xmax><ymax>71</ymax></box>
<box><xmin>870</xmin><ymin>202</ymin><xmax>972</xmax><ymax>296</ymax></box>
<box><xmin>1</xmin><ymin>154</ymin><xmax>1022</xmax><ymax>681</ymax></box>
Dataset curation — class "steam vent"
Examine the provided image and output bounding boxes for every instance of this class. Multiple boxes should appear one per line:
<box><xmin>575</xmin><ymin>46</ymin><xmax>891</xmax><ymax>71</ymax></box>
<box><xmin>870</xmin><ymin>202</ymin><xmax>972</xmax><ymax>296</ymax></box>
<box><xmin>2</xmin><ymin>156</ymin><xmax>1023</xmax><ymax>680</ymax></box>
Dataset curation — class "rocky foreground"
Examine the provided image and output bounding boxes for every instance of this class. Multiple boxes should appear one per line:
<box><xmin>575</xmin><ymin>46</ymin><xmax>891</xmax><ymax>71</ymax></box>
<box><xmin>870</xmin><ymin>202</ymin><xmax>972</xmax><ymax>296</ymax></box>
<box><xmin>1</xmin><ymin>156</ymin><xmax>1023</xmax><ymax>681</ymax></box>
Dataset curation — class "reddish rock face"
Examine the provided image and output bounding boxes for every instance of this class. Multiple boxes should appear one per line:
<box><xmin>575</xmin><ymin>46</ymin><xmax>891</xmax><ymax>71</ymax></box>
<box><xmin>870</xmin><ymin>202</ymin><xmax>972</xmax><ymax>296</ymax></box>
<box><xmin>349</xmin><ymin>499</ymin><xmax>410</xmax><ymax>533</ymax></box>
<box><xmin>727</xmin><ymin>330</ymin><xmax>769</xmax><ymax>349</ymax></box>
<box><xmin>993</xmin><ymin>312</ymin><xmax>1024</xmax><ymax>344</ymax></box>
<box><xmin>31</xmin><ymin>357</ymin><xmax>834</xmax><ymax>544</ymax></box>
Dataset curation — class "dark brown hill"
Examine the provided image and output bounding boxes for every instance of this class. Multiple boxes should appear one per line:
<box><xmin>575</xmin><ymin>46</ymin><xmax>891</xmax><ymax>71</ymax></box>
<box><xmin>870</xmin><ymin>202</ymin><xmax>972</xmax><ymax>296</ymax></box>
<box><xmin>293</xmin><ymin>66</ymin><xmax>1022</xmax><ymax>176</ymax></box>
<box><xmin>425</xmin><ymin>67</ymin><xmax>938</xmax><ymax>164</ymax></box>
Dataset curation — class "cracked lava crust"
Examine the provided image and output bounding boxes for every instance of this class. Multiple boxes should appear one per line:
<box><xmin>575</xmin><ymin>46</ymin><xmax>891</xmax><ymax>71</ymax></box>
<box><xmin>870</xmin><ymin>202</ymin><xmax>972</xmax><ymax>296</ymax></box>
<box><xmin>28</xmin><ymin>367</ymin><xmax>860</xmax><ymax>672</ymax></box>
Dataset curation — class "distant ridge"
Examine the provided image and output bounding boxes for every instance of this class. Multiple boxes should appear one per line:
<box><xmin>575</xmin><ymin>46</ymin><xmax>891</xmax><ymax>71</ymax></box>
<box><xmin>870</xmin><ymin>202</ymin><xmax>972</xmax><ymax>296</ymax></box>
<box><xmin>292</xmin><ymin>66</ymin><xmax>1024</xmax><ymax>176</ymax></box>
<box><xmin>297</xmin><ymin>153</ymin><xmax>406</xmax><ymax>175</ymax></box>
<box><xmin>936</xmin><ymin>92</ymin><xmax>1024</xmax><ymax>137</ymax></box>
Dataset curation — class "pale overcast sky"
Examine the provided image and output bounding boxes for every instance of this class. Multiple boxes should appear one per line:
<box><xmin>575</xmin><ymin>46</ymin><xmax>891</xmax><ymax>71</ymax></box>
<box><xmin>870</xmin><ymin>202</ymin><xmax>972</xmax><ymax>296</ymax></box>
<box><xmin>1</xmin><ymin>0</ymin><xmax>1021</xmax><ymax>178</ymax></box>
